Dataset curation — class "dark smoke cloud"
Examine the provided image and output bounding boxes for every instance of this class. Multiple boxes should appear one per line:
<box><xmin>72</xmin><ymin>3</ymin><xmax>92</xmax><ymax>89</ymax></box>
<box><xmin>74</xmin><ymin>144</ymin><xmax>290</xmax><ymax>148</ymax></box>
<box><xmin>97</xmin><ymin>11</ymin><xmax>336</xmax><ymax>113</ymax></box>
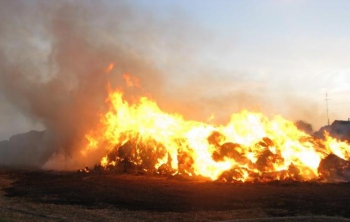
<box><xmin>0</xmin><ymin>0</ymin><xmax>168</xmax><ymax>169</ymax></box>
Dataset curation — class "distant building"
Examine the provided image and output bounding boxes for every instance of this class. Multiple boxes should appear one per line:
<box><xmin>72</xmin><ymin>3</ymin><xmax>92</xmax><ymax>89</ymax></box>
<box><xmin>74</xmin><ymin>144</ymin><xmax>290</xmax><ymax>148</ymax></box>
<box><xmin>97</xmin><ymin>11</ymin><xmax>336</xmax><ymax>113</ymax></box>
<box><xmin>315</xmin><ymin>119</ymin><xmax>350</xmax><ymax>142</ymax></box>
<box><xmin>329</xmin><ymin>119</ymin><xmax>350</xmax><ymax>141</ymax></box>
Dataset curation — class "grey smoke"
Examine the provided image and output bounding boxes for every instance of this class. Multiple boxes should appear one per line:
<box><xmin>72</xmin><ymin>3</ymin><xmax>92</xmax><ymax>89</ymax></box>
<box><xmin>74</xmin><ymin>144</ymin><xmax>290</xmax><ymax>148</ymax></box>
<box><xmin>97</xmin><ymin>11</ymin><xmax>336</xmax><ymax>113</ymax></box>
<box><xmin>0</xmin><ymin>0</ymin><xmax>168</xmax><ymax>169</ymax></box>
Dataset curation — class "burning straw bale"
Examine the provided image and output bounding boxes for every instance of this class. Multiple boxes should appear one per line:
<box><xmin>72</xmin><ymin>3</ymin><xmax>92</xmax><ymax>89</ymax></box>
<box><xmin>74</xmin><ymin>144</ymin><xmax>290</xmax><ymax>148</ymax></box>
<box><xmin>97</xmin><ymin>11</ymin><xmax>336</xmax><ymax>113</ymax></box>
<box><xmin>318</xmin><ymin>154</ymin><xmax>350</xmax><ymax>182</ymax></box>
<box><xmin>79</xmin><ymin>88</ymin><xmax>350</xmax><ymax>184</ymax></box>
<box><xmin>81</xmin><ymin>133</ymin><xmax>350</xmax><ymax>184</ymax></box>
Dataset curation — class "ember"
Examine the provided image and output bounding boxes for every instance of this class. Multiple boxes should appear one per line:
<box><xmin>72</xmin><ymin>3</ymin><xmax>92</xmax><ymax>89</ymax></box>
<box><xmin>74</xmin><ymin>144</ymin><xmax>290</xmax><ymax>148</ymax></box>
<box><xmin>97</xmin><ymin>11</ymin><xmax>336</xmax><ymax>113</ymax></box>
<box><xmin>80</xmin><ymin>73</ymin><xmax>350</xmax><ymax>183</ymax></box>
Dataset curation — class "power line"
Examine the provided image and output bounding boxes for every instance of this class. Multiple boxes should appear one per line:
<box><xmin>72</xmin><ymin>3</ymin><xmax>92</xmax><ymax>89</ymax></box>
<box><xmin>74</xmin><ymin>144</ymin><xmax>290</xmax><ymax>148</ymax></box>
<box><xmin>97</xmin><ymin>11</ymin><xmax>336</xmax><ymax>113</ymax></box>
<box><xmin>325</xmin><ymin>93</ymin><xmax>330</xmax><ymax>126</ymax></box>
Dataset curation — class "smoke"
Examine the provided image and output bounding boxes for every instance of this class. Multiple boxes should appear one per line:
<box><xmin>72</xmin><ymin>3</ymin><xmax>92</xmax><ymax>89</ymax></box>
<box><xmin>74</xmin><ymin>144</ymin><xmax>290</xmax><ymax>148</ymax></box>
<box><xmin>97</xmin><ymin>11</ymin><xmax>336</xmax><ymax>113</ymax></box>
<box><xmin>0</xmin><ymin>0</ymin><xmax>169</xmax><ymax>169</ymax></box>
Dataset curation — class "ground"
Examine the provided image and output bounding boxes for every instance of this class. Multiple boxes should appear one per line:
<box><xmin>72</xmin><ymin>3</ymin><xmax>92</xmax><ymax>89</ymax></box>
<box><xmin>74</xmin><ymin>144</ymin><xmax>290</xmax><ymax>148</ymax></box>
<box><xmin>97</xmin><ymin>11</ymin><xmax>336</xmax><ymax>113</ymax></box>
<box><xmin>1</xmin><ymin>168</ymin><xmax>350</xmax><ymax>222</ymax></box>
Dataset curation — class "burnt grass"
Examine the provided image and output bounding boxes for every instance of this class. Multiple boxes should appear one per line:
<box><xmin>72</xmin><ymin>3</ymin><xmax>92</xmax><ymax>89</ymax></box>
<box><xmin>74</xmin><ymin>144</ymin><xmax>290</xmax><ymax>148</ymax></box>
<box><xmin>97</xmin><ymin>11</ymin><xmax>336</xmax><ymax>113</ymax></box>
<box><xmin>3</xmin><ymin>169</ymin><xmax>350</xmax><ymax>218</ymax></box>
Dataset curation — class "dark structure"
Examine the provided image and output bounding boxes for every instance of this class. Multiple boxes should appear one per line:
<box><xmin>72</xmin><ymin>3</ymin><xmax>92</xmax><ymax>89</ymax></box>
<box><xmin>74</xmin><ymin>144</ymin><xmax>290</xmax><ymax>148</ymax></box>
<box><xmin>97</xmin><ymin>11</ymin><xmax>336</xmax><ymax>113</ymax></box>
<box><xmin>330</xmin><ymin>119</ymin><xmax>350</xmax><ymax>141</ymax></box>
<box><xmin>316</xmin><ymin>119</ymin><xmax>350</xmax><ymax>142</ymax></box>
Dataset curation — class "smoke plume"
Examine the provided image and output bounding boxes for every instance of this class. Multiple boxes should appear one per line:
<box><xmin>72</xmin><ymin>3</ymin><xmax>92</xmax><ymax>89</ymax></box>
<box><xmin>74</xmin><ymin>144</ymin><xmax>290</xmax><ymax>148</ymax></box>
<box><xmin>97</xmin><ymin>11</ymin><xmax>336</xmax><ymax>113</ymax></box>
<box><xmin>0</xmin><ymin>0</ymin><xmax>168</xmax><ymax>169</ymax></box>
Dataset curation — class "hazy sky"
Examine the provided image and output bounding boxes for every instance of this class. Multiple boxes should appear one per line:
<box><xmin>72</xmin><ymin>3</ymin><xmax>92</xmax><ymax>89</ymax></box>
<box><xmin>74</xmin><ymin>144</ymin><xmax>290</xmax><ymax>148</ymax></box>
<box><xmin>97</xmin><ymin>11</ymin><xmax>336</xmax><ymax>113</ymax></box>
<box><xmin>0</xmin><ymin>0</ymin><xmax>349</xmax><ymax>140</ymax></box>
<box><xmin>132</xmin><ymin>0</ymin><xmax>350</xmax><ymax>124</ymax></box>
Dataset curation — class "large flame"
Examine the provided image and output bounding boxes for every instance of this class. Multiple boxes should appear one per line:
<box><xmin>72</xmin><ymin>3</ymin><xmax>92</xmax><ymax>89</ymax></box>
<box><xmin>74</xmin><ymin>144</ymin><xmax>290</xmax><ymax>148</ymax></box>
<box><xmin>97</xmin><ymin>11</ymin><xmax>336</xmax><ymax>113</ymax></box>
<box><xmin>83</xmin><ymin>72</ymin><xmax>350</xmax><ymax>182</ymax></box>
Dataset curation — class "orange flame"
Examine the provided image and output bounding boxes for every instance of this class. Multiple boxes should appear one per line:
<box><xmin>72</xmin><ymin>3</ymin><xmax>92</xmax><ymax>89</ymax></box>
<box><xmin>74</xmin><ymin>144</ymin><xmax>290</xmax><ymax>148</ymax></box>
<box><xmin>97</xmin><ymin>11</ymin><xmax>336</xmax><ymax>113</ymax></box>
<box><xmin>123</xmin><ymin>73</ymin><xmax>140</xmax><ymax>88</ymax></box>
<box><xmin>83</xmin><ymin>72</ymin><xmax>350</xmax><ymax>182</ymax></box>
<box><xmin>105</xmin><ymin>63</ymin><xmax>115</xmax><ymax>73</ymax></box>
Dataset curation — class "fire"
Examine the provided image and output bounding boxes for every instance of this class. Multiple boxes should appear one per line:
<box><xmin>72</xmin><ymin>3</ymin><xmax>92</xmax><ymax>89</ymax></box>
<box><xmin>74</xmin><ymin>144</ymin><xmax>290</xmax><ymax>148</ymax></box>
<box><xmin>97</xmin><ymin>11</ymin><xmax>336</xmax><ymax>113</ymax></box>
<box><xmin>123</xmin><ymin>73</ymin><xmax>140</xmax><ymax>88</ymax></box>
<box><xmin>83</xmin><ymin>74</ymin><xmax>350</xmax><ymax>182</ymax></box>
<box><xmin>104</xmin><ymin>63</ymin><xmax>115</xmax><ymax>73</ymax></box>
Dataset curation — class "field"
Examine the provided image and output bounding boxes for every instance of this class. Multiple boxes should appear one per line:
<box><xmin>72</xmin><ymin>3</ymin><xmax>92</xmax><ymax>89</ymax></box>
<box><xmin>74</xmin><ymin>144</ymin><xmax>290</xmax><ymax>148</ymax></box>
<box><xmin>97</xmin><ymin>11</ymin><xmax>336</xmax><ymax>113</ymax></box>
<box><xmin>1</xmin><ymin>168</ymin><xmax>350</xmax><ymax>222</ymax></box>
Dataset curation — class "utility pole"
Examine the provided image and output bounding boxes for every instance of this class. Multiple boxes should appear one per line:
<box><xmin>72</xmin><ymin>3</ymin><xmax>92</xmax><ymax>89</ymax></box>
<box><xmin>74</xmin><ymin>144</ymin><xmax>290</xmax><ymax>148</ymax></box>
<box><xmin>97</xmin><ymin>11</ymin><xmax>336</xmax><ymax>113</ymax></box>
<box><xmin>325</xmin><ymin>93</ymin><xmax>330</xmax><ymax>126</ymax></box>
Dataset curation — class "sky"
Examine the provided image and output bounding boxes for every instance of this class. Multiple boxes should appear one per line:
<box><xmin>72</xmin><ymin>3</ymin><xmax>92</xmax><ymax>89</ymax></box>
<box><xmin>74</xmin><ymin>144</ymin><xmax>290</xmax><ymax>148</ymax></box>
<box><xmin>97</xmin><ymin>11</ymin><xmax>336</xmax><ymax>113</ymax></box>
<box><xmin>0</xmin><ymin>0</ymin><xmax>349</xmax><ymax>141</ymax></box>
<box><xmin>132</xmin><ymin>0</ymin><xmax>350</xmax><ymax>125</ymax></box>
